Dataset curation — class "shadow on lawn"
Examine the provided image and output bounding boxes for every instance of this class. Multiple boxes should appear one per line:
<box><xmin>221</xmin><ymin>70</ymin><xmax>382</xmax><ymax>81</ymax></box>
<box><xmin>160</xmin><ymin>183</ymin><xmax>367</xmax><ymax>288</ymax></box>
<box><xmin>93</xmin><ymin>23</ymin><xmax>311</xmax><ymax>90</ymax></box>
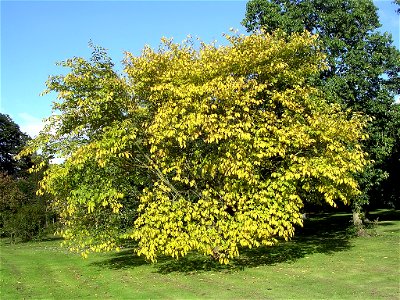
<box><xmin>91</xmin><ymin>211</ymin><xmax>378</xmax><ymax>274</ymax></box>
<box><xmin>156</xmin><ymin>212</ymin><xmax>355</xmax><ymax>273</ymax></box>
<box><xmin>367</xmin><ymin>209</ymin><xmax>400</xmax><ymax>222</ymax></box>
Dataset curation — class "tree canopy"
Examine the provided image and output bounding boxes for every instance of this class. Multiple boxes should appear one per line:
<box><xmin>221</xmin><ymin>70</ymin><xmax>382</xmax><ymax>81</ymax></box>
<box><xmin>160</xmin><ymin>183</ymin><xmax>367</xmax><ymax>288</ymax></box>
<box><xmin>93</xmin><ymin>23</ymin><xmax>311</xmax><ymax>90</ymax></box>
<box><xmin>0</xmin><ymin>113</ymin><xmax>31</xmax><ymax>176</ymax></box>
<box><xmin>21</xmin><ymin>31</ymin><xmax>368</xmax><ymax>263</ymax></box>
<box><xmin>242</xmin><ymin>0</ymin><xmax>400</xmax><ymax>209</ymax></box>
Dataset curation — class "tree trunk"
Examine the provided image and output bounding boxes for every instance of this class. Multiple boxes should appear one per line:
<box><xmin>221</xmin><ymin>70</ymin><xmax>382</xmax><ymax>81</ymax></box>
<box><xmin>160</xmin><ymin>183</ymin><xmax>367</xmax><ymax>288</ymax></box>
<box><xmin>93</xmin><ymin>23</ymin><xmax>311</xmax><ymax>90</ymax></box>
<box><xmin>352</xmin><ymin>210</ymin><xmax>363</xmax><ymax>227</ymax></box>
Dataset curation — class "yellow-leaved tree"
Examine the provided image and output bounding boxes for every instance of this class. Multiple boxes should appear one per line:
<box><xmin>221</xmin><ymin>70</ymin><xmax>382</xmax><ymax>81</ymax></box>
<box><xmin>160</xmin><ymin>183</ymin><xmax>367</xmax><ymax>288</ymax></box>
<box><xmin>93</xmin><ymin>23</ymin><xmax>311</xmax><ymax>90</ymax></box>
<box><xmin>21</xmin><ymin>31</ymin><xmax>368</xmax><ymax>263</ymax></box>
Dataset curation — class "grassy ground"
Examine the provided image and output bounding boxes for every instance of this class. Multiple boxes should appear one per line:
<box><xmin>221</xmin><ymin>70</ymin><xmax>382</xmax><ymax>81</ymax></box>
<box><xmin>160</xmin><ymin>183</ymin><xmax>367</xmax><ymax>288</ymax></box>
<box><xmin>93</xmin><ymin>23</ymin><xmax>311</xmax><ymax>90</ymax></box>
<box><xmin>1</xmin><ymin>210</ymin><xmax>399</xmax><ymax>299</ymax></box>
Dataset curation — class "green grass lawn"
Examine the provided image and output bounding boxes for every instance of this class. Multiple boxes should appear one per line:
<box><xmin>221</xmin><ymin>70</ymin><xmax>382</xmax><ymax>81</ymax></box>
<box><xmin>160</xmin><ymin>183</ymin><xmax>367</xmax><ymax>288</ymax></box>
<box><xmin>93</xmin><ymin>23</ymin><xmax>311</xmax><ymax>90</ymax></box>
<box><xmin>1</xmin><ymin>210</ymin><xmax>399</xmax><ymax>299</ymax></box>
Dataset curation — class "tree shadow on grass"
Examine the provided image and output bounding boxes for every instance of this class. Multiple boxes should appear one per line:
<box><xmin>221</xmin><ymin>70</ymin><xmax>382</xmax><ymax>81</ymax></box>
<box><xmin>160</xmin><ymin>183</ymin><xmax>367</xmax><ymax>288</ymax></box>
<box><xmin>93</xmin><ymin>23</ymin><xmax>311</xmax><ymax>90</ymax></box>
<box><xmin>91</xmin><ymin>248</ymin><xmax>149</xmax><ymax>269</ymax></box>
<box><xmin>367</xmin><ymin>209</ymin><xmax>400</xmax><ymax>222</ymax></box>
<box><xmin>0</xmin><ymin>234</ymin><xmax>64</xmax><ymax>245</ymax></box>
<box><xmin>91</xmin><ymin>210</ymin><xmax>399</xmax><ymax>274</ymax></box>
<box><xmin>156</xmin><ymin>212</ymin><xmax>355</xmax><ymax>274</ymax></box>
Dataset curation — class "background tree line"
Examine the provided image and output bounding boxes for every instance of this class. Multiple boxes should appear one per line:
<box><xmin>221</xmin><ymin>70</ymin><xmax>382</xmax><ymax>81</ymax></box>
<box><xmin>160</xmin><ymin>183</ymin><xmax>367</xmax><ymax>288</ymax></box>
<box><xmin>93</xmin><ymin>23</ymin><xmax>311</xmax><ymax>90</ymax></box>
<box><xmin>0</xmin><ymin>113</ymin><xmax>55</xmax><ymax>242</ymax></box>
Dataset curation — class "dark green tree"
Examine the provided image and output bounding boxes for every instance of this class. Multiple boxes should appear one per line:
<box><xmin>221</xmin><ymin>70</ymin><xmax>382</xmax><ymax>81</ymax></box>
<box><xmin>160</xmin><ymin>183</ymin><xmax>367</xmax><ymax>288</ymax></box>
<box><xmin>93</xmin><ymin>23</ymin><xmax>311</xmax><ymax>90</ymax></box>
<box><xmin>0</xmin><ymin>113</ymin><xmax>32</xmax><ymax>176</ymax></box>
<box><xmin>242</xmin><ymin>0</ymin><xmax>400</xmax><ymax>215</ymax></box>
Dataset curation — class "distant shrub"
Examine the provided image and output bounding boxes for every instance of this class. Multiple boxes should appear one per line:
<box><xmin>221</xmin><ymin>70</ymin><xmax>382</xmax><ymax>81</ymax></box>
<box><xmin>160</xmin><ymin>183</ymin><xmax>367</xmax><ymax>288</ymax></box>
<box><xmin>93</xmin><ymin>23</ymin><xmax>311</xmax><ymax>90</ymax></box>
<box><xmin>0</xmin><ymin>172</ymin><xmax>55</xmax><ymax>242</ymax></box>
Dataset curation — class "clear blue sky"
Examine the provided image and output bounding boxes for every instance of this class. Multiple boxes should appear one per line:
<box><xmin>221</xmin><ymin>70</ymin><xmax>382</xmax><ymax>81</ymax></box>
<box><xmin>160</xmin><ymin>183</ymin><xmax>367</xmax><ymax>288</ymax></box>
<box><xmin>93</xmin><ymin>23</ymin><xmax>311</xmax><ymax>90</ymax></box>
<box><xmin>1</xmin><ymin>0</ymin><xmax>399</xmax><ymax>137</ymax></box>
